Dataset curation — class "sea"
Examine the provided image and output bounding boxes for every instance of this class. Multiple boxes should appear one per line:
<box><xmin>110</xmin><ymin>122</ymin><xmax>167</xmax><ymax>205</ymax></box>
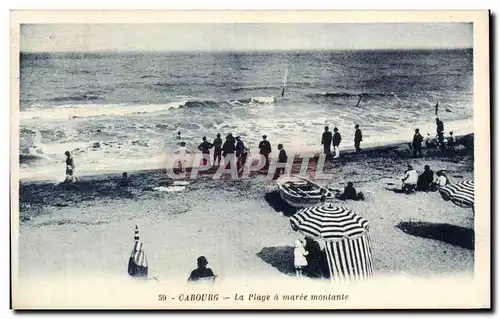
<box><xmin>19</xmin><ymin>49</ymin><xmax>474</xmax><ymax>181</ymax></box>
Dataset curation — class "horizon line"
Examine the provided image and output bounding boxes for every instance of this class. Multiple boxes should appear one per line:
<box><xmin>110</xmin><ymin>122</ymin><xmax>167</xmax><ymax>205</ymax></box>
<box><xmin>20</xmin><ymin>47</ymin><xmax>473</xmax><ymax>54</ymax></box>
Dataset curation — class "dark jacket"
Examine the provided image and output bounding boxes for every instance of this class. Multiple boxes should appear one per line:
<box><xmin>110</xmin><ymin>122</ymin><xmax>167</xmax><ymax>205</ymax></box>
<box><xmin>213</xmin><ymin>138</ymin><xmax>223</xmax><ymax>152</ymax></box>
<box><xmin>342</xmin><ymin>185</ymin><xmax>357</xmax><ymax>200</ymax></box>
<box><xmin>222</xmin><ymin>140</ymin><xmax>235</xmax><ymax>155</ymax></box>
<box><xmin>413</xmin><ymin>133</ymin><xmax>423</xmax><ymax>147</ymax></box>
<box><xmin>278</xmin><ymin>149</ymin><xmax>288</xmax><ymax>163</ymax></box>
<box><xmin>332</xmin><ymin>132</ymin><xmax>342</xmax><ymax>146</ymax></box>
<box><xmin>259</xmin><ymin>140</ymin><xmax>272</xmax><ymax>155</ymax></box>
<box><xmin>418</xmin><ymin>170</ymin><xmax>434</xmax><ymax>190</ymax></box>
<box><xmin>198</xmin><ymin>141</ymin><xmax>214</xmax><ymax>154</ymax></box>
<box><xmin>236</xmin><ymin>140</ymin><xmax>245</xmax><ymax>157</ymax></box>
<box><xmin>188</xmin><ymin>267</ymin><xmax>215</xmax><ymax>281</ymax></box>
<box><xmin>436</xmin><ymin>120</ymin><xmax>444</xmax><ymax>135</ymax></box>
<box><xmin>354</xmin><ymin>129</ymin><xmax>362</xmax><ymax>142</ymax></box>
<box><xmin>321</xmin><ymin>131</ymin><xmax>332</xmax><ymax>145</ymax></box>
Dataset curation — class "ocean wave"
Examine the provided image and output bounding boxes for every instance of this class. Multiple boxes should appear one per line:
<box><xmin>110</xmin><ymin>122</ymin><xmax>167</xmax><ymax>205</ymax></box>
<box><xmin>306</xmin><ymin>92</ymin><xmax>397</xmax><ymax>98</ymax></box>
<box><xmin>46</xmin><ymin>90</ymin><xmax>110</xmax><ymax>103</ymax></box>
<box><xmin>20</xmin><ymin>153</ymin><xmax>45</xmax><ymax>165</ymax></box>
<box><xmin>20</xmin><ymin>101</ymin><xmax>188</xmax><ymax>121</ymax></box>
<box><xmin>21</xmin><ymin>95</ymin><xmax>275</xmax><ymax>122</ymax></box>
<box><xmin>231</xmin><ymin>85</ymin><xmax>280</xmax><ymax>92</ymax></box>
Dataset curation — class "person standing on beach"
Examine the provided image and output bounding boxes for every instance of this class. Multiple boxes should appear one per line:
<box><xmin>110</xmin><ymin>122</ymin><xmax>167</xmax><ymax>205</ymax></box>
<box><xmin>174</xmin><ymin>142</ymin><xmax>191</xmax><ymax>172</ymax></box>
<box><xmin>436</xmin><ymin>118</ymin><xmax>445</xmax><ymax>149</ymax></box>
<box><xmin>64</xmin><ymin>151</ymin><xmax>76</xmax><ymax>183</ymax></box>
<box><xmin>235</xmin><ymin>136</ymin><xmax>249</xmax><ymax>172</ymax></box>
<box><xmin>273</xmin><ymin>143</ymin><xmax>288</xmax><ymax>179</ymax></box>
<box><xmin>412</xmin><ymin>129</ymin><xmax>424</xmax><ymax>157</ymax></box>
<box><xmin>213</xmin><ymin>133</ymin><xmax>223</xmax><ymax>166</ymax></box>
<box><xmin>321</xmin><ymin>126</ymin><xmax>333</xmax><ymax>158</ymax></box>
<box><xmin>294</xmin><ymin>239</ymin><xmax>309</xmax><ymax>278</ymax></box>
<box><xmin>259</xmin><ymin>135</ymin><xmax>272</xmax><ymax>170</ymax></box>
<box><xmin>332</xmin><ymin>128</ymin><xmax>342</xmax><ymax>159</ymax></box>
<box><xmin>222</xmin><ymin>135</ymin><xmax>236</xmax><ymax>169</ymax></box>
<box><xmin>198</xmin><ymin>136</ymin><xmax>214</xmax><ymax>167</ymax></box>
<box><xmin>354</xmin><ymin>124</ymin><xmax>363</xmax><ymax>153</ymax></box>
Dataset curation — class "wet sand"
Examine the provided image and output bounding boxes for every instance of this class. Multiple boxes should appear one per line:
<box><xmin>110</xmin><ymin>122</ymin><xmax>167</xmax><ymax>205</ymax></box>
<box><xmin>17</xmin><ymin>140</ymin><xmax>474</xmax><ymax>282</ymax></box>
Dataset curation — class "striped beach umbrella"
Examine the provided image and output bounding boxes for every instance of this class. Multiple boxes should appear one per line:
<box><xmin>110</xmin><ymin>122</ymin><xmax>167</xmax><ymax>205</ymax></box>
<box><xmin>439</xmin><ymin>181</ymin><xmax>474</xmax><ymax>209</ymax></box>
<box><xmin>128</xmin><ymin>225</ymin><xmax>148</xmax><ymax>277</ymax></box>
<box><xmin>290</xmin><ymin>206</ymin><xmax>373</xmax><ymax>283</ymax></box>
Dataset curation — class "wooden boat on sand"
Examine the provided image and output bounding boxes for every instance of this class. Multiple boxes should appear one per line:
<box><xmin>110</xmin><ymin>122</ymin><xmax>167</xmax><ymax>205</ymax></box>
<box><xmin>276</xmin><ymin>175</ymin><xmax>338</xmax><ymax>208</ymax></box>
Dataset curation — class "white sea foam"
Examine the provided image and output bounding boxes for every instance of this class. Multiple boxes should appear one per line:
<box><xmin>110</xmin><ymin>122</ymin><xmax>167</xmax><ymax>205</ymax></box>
<box><xmin>20</xmin><ymin>101</ymin><xmax>188</xmax><ymax>121</ymax></box>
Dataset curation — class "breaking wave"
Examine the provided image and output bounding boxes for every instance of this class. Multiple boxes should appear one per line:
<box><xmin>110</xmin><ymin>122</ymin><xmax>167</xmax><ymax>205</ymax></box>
<box><xmin>21</xmin><ymin>96</ymin><xmax>276</xmax><ymax>121</ymax></box>
<box><xmin>306</xmin><ymin>92</ymin><xmax>398</xmax><ymax>98</ymax></box>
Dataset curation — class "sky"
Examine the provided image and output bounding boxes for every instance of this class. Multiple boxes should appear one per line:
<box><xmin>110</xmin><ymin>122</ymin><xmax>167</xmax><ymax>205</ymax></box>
<box><xmin>20</xmin><ymin>23</ymin><xmax>473</xmax><ymax>52</ymax></box>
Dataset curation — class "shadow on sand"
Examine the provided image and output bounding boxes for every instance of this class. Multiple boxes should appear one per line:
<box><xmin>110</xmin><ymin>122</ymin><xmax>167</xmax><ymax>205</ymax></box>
<box><xmin>384</xmin><ymin>187</ymin><xmax>410</xmax><ymax>194</ymax></box>
<box><xmin>396</xmin><ymin>221</ymin><xmax>474</xmax><ymax>250</ymax></box>
<box><xmin>264</xmin><ymin>190</ymin><xmax>298</xmax><ymax>217</ymax></box>
<box><xmin>256</xmin><ymin>246</ymin><xmax>296</xmax><ymax>276</ymax></box>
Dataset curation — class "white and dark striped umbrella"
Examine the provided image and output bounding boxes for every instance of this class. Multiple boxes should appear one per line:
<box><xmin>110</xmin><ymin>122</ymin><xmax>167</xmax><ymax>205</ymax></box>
<box><xmin>290</xmin><ymin>205</ymin><xmax>373</xmax><ymax>283</ymax></box>
<box><xmin>290</xmin><ymin>205</ymin><xmax>369</xmax><ymax>241</ymax></box>
<box><xmin>439</xmin><ymin>181</ymin><xmax>474</xmax><ymax>209</ymax></box>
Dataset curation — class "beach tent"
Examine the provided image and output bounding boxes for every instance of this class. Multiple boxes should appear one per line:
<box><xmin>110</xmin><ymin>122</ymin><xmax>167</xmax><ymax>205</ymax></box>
<box><xmin>128</xmin><ymin>225</ymin><xmax>148</xmax><ymax>277</ymax></box>
<box><xmin>290</xmin><ymin>205</ymin><xmax>373</xmax><ymax>283</ymax></box>
<box><xmin>439</xmin><ymin>181</ymin><xmax>474</xmax><ymax>211</ymax></box>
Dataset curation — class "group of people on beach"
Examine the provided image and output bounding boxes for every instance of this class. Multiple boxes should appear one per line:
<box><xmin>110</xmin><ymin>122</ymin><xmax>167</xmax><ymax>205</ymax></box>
<box><xmin>411</xmin><ymin>118</ymin><xmax>457</xmax><ymax>157</ymax></box>
<box><xmin>401</xmin><ymin>163</ymin><xmax>450</xmax><ymax>194</ymax></box>
<box><xmin>174</xmin><ymin>131</ymin><xmax>288</xmax><ymax>178</ymax></box>
<box><xmin>321</xmin><ymin>124</ymin><xmax>363</xmax><ymax>159</ymax></box>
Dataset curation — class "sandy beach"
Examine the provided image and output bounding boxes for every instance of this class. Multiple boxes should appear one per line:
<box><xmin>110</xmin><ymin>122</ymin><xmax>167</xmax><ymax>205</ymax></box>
<box><xmin>18</xmin><ymin>140</ymin><xmax>475</xmax><ymax>286</ymax></box>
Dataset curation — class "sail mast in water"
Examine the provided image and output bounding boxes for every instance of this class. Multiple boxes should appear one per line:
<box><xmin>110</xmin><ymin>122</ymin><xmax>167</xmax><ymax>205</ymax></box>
<box><xmin>281</xmin><ymin>67</ymin><xmax>288</xmax><ymax>97</ymax></box>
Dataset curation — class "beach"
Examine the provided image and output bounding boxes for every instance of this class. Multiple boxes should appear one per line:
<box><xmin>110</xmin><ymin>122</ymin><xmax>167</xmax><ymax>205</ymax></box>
<box><xmin>18</xmin><ymin>142</ymin><xmax>475</xmax><ymax>285</ymax></box>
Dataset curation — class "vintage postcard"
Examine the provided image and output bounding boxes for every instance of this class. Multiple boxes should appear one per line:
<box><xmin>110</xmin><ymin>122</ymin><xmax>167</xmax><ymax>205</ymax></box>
<box><xmin>11</xmin><ymin>10</ymin><xmax>490</xmax><ymax>309</ymax></box>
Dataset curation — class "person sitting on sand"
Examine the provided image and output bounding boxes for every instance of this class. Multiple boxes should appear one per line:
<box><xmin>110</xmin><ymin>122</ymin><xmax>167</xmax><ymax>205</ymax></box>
<box><xmin>432</xmin><ymin>170</ymin><xmax>450</xmax><ymax>190</ymax></box>
<box><xmin>64</xmin><ymin>151</ymin><xmax>76</xmax><ymax>183</ymax></box>
<box><xmin>188</xmin><ymin>256</ymin><xmax>216</xmax><ymax>282</ymax></box>
<box><xmin>118</xmin><ymin>172</ymin><xmax>129</xmax><ymax>188</ymax></box>
<box><xmin>401</xmin><ymin>164</ymin><xmax>418</xmax><ymax>193</ymax></box>
<box><xmin>294</xmin><ymin>239</ymin><xmax>309</xmax><ymax>278</ymax></box>
<box><xmin>425</xmin><ymin>133</ymin><xmax>436</xmax><ymax>150</ymax></box>
<box><xmin>417</xmin><ymin>165</ymin><xmax>435</xmax><ymax>192</ymax></box>
<box><xmin>336</xmin><ymin>181</ymin><xmax>364</xmax><ymax>200</ymax></box>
